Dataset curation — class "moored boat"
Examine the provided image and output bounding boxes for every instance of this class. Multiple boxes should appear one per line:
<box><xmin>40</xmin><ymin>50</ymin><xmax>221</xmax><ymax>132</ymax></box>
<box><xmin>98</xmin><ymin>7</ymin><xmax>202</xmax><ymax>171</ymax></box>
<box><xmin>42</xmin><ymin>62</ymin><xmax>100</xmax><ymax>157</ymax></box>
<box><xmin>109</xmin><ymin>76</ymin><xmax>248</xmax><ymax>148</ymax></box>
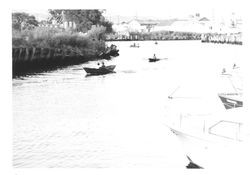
<box><xmin>98</xmin><ymin>44</ymin><xmax>119</xmax><ymax>59</ymax></box>
<box><xmin>218</xmin><ymin>93</ymin><xmax>243</xmax><ymax>109</ymax></box>
<box><xmin>218</xmin><ymin>65</ymin><xmax>243</xmax><ymax>109</ymax></box>
<box><xmin>167</xmin><ymin>108</ymin><xmax>249</xmax><ymax>169</ymax></box>
<box><xmin>166</xmin><ymin>65</ymin><xmax>246</xmax><ymax>169</ymax></box>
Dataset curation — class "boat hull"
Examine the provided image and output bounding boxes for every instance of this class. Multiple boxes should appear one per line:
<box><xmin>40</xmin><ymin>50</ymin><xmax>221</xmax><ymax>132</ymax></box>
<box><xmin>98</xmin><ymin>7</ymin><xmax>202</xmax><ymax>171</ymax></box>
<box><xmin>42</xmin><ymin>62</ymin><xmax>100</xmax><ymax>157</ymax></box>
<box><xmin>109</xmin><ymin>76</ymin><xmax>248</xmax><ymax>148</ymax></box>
<box><xmin>148</xmin><ymin>58</ymin><xmax>160</xmax><ymax>62</ymax></box>
<box><xmin>169</xmin><ymin>126</ymin><xmax>249</xmax><ymax>169</ymax></box>
<box><xmin>83</xmin><ymin>65</ymin><xmax>116</xmax><ymax>75</ymax></box>
<box><xmin>218</xmin><ymin>94</ymin><xmax>243</xmax><ymax>109</ymax></box>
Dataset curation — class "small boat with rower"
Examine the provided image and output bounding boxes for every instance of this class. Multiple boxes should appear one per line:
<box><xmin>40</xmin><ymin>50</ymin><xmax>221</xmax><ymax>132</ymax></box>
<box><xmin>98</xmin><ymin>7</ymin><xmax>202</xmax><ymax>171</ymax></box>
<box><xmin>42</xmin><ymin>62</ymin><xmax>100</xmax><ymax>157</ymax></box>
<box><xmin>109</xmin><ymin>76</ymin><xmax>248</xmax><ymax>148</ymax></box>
<box><xmin>148</xmin><ymin>54</ymin><xmax>160</xmax><ymax>62</ymax></box>
<box><xmin>83</xmin><ymin>64</ymin><xmax>116</xmax><ymax>75</ymax></box>
<box><xmin>130</xmin><ymin>43</ymin><xmax>140</xmax><ymax>48</ymax></box>
<box><xmin>148</xmin><ymin>58</ymin><xmax>160</xmax><ymax>62</ymax></box>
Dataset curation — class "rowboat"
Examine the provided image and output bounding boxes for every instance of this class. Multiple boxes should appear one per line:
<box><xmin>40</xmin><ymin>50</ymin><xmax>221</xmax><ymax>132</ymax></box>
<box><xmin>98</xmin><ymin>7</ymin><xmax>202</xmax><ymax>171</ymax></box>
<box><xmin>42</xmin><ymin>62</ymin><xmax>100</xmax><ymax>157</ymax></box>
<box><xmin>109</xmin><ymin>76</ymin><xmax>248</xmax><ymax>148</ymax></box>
<box><xmin>130</xmin><ymin>44</ymin><xmax>140</xmax><ymax>48</ymax></box>
<box><xmin>148</xmin><ymin>58</ymin><xmax>160</xmax><ymax>62</ymax></box>
<box><xmin>83</xmin><ymin>65</ymin><xmax>116</xmax><ymax>75</ymax></box>
<box><xmin>130</xmin><ymin>45</ymin><xmax>140</xmax><ymax>48</ymax></box>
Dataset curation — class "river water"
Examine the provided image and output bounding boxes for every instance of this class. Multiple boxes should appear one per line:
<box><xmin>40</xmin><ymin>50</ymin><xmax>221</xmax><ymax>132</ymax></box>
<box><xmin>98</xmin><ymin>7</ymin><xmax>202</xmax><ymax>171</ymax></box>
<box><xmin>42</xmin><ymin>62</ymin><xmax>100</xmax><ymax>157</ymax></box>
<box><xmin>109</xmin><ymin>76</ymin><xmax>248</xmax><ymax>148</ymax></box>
<box><xmin>13</xmin><ymin>40</ymin><xmax>243</xmax><ymax>168</ymax></box>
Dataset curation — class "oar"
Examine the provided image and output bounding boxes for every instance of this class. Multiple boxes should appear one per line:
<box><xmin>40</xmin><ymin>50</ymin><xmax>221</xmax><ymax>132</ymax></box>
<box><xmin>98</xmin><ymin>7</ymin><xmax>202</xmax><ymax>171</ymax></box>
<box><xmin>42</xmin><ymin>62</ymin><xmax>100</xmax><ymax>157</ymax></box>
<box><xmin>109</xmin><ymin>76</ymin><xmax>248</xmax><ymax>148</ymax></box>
<box><xmin>168</xmin><ymin>86</ymin><xmax>180</xmax><ymax>99</ymax></box>
<box><xmin>169</xmin><ymin>96</ymin><xmax>201</xmax><ymax>99</ymax></box>
<box><xmin>72</xmin><ymin>68</ymin><xmax>84</xmax><ymax>70</ymax></box>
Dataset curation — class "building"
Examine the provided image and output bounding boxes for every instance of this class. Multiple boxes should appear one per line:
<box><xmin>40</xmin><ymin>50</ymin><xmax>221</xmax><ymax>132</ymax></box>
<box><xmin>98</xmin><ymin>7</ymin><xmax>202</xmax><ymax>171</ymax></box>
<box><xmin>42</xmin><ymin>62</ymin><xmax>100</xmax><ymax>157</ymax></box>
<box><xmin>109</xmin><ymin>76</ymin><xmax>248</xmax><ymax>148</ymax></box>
<box><xmin>111</xmin><ymin>14</ymin><xmax>229</xmax><ymax>40</ymax></box>
<box><xmin>61</xmin><ymin>11</ymin><xmax>76</xmax><ymax>30</ymax></box>
<box><xmin>38</xmin><ymin>10</ymin><xmax>76</xmax><ymax>30</ymax></box>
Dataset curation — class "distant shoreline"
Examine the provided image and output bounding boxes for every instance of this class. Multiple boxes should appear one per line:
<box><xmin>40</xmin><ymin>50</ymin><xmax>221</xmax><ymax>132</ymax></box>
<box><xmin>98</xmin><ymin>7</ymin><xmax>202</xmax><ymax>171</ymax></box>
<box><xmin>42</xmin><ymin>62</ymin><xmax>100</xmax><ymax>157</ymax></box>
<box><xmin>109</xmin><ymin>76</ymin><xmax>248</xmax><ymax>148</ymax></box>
<box><xmin>106</xmin><ymin>38</ymin><xmax>201</xmax><ymax>41</ymax></box>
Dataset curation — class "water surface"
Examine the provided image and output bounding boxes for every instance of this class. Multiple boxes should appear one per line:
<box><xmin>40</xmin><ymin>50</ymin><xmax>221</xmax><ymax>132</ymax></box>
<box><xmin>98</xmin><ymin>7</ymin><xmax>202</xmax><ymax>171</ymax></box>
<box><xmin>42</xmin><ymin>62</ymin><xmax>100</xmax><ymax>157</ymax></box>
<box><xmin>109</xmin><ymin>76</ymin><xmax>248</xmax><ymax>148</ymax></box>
<box><xmin>13</xmin><ymin>40</ymin><xmax>242</xmax><ymax>168</ymax></box>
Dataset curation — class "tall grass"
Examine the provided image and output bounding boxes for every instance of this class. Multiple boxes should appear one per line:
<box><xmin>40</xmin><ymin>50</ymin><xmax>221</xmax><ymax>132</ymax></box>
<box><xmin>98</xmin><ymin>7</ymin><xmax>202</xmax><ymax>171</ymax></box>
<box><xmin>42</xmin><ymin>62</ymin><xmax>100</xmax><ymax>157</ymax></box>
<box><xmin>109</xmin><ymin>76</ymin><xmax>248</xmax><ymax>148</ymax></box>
<box><xmin>12</xmin><ymin>26</ymin><xmax>106</xmax><ymax>57</ymax></box>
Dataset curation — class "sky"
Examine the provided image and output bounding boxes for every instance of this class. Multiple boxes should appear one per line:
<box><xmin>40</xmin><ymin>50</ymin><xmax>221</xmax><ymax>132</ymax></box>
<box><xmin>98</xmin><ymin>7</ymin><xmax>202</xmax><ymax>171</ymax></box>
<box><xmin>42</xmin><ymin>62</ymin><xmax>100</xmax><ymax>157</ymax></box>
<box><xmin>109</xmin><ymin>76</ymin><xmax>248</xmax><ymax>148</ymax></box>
<box><xmin>13</xmin><ymin>8</ymin><xmax>243</xmax><ymax>25</ymax></box>
<box><xmin>11</xmin><ymin>0</ymin><xmax>245</xmax><ymax>22</ymax></box>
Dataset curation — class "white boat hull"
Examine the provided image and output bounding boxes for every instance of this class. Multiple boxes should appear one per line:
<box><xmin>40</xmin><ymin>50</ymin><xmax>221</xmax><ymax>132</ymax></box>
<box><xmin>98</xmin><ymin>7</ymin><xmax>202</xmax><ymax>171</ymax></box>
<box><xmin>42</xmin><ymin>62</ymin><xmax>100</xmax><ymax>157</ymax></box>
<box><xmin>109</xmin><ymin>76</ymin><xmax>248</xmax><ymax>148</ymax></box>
<box><xmin>170</xmin><ymin>125</ymin><xmax>250</xmax><ymax>169</ymax></box>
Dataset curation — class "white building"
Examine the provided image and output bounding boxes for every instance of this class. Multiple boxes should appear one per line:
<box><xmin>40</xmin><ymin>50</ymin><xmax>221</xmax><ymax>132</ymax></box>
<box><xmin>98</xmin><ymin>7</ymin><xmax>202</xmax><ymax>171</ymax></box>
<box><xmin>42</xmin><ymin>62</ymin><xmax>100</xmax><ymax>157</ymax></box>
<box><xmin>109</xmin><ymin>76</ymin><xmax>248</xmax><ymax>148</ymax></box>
<box><xmin>112</xmin><ymin>22</ymin><xmax>129</xmax><ymax>36</ymax></box>
<box><xmin>151</xmin><ymin>16</ymin><xmax>211</xmax><ymax>33</ymax></box>
<box><xmin>127</xmin><ymin>20</ymin><xmax>145</xmax><ymax>32</ymax></box>
<box><xmin>113</xmin><ymin>19</ymin><xmax>157</xmax><ymax>34</ymax></box>
<box><xmin>112</xmin><ymin>15</ymin><xmax>230</xmax><ymax>35</ymax></box>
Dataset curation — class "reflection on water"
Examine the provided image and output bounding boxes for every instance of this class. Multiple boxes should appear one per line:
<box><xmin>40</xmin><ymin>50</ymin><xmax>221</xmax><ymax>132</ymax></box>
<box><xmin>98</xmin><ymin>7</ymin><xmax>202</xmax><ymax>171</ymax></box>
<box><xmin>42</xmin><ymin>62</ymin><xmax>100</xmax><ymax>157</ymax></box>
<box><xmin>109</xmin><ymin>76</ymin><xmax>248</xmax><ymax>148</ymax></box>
<box><xmin>13</xmin><ymin>41</ymin><xmax>242</xmax><ymax>168</ymax></box>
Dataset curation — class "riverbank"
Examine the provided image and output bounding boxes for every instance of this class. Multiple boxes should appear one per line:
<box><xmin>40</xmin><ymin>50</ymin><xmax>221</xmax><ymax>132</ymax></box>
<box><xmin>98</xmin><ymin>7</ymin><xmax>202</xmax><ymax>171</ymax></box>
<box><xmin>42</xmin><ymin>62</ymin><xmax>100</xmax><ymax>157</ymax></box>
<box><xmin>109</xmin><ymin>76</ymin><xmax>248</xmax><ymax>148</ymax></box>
<box><xmin>13</xmin><ymin>45</ymin><xmax>119</xmax><ymax>77</ymax></box>
<box><xmin>12</xmin><ymin>27</ymin><xmax>119</xmax><ymax>76</ymax></box>
<box><xmin>13</xmin><ymin>47</ymin><xmax>93</xmax><ymax>76</ymax></box>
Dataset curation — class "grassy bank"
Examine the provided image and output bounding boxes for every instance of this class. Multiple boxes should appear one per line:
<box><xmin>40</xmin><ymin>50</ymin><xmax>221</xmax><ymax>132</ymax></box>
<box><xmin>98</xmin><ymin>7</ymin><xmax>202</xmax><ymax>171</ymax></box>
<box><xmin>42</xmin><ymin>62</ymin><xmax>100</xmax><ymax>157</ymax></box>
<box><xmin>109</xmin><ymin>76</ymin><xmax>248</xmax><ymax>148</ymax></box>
<box><xmin>13</xmin><ymin>26</ymin><xmax>106</xmax><ymax>57</ymax></box>
<box><xmin>12</xmin><ymin>26</ymin><xmax>107</xmax><ymax>76</ymax></box>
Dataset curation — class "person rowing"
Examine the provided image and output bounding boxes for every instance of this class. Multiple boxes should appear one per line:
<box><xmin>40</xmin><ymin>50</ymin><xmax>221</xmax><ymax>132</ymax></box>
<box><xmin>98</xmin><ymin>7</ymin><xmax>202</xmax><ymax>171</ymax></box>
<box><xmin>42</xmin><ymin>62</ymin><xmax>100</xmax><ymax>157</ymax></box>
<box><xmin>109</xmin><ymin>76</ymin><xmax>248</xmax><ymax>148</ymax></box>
<box><xmin>97</xmin><ymin>62</ymin><xmax>105</xmax><ymax>68</ymax></box>
<box><xmin>153</xmin><ymin>54</ymin><xmax>157</xmax><ymax>59</ymax></box>
<box><xmin>101</xmin><ymin>62</ymin><xmax>105</xmax><ymax>68</ymax></box>
<box><xmin>222</xmin><ymin>68</ymin><xmax>226</xmax><ymax>74</ymax></box>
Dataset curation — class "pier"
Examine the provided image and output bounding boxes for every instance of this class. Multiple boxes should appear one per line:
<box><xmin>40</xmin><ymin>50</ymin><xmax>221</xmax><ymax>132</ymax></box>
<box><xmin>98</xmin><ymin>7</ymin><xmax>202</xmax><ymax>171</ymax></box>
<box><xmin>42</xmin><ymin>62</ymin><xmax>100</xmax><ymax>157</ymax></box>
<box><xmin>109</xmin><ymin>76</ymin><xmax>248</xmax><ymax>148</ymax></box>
<box><xmin>201</xmin><ymin>32</ymin><xmax>242</xmax><ymax>45</ymax></box>
<box><xmin>106</xmin><ymin>31</ymin><xmax>201</xmax><ymax>41</ymax></box>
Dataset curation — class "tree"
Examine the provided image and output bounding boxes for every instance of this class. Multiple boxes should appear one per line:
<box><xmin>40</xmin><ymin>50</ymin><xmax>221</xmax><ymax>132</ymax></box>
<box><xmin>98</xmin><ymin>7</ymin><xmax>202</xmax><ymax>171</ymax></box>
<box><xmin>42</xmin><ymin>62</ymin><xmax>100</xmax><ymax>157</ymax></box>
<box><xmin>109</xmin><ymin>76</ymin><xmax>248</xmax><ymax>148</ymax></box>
<box><xmin>87</xmin><ymin>25</ymin><xmax>107</xmax><ymax>40</ymax></box>
<box><xmin>48</xmin><ymin>9</ymin><xmax>113</xmax><ymax>33</ymax></box>
<box><xmin>48</xmin><ymin>10</ymin><xmax>64</xmax><ymax>24</ymax></box>
<box><xmin>12</xmin><ymin>12</ymin><xmax>39</xmax><ymax>31</ymax></box>
<box><xmin>100</xmin><ymin>20</ymin><xmax>113</xmax><ymax>33</ymax></box>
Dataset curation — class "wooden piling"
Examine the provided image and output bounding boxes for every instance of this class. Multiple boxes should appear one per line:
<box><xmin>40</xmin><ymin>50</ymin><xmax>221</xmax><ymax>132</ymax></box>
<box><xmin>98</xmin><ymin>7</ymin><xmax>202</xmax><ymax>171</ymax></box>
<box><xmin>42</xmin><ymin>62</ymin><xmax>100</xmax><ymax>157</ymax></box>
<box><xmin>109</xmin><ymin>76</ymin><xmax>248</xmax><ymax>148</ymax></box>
<box><xmin>18</xmin><ymin>48</ymin><xmax>22</xmax><ymax>62</ymax></box>
<box><xmin>27</xmin><ymin>48</ymin><xmax>33</xmax><ymax>61</ymax></box>
<box><xmin>50</xmin><ymin>49</ymin><xmax>55</xmax><ymax>59</ymax></box>
<box><xmin>20</xmin><ymin>48</ymin><xmax>26</xmax><ymax>62</ymax></box>
<box><xmin>30</xmin><ymin>47</ymin><xmax>36</xmax><ymax>61</ymax></box>
<box><xmin>25</xmin><ymin>48</ymin><xmax>29</xmax><ymax>61</ymax></box>
<box><xmin>34</xmin><ymin>48</ymin><xmax>41</xmax><ymax>61</ymax></box>
<box><xmin>46</xmin><ymin>48</ymin><xmax>51</xmax><ymax>59</ymax></box>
